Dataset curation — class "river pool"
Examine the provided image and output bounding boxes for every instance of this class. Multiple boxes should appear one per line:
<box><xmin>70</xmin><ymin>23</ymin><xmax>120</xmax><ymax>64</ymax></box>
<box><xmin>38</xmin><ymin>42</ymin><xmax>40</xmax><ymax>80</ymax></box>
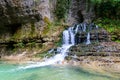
<box><xmin>0</xmin><ymin>62</ymin><xmax>119</xmax><ymax>80</ymax></box>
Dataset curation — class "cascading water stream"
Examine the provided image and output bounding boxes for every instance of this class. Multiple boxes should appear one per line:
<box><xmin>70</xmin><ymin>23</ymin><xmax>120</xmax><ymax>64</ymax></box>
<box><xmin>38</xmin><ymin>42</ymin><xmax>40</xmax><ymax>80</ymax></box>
<box><xmin>63</xmin><ymin>30</ymin><xmax>70</xmax><ymax>45</ymax></box>
<box><xmin>19</xmin><ymin>26</ymin><xmax>75</xmax><ymax>69</ymax></box>
<box><xmin>86</xmin><ymin>32</ymin><xmax>91</xmax><ymax>44</ymax></box>
<box><xmin>1</xmin><ymin>23</ymin><xmax>118</xmax><ymax>80</ymax></box>
<box><xmin>18</xmin><ymin>23</ymin><xmax>97</xmax><ymax>70</ymax></box>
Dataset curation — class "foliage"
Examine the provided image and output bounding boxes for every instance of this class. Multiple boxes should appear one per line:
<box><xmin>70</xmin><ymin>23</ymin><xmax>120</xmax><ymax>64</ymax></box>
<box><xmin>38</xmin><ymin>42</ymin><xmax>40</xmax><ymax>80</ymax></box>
<box><xmin>93</xmin><ymin>0</ymin><xmax>120</xmax><ymax>42</ymax></box>
<box><xmin>54</xmin><ymin>0</ymin><xmax>71</xmax><ymax>20</ymax></box>
<box><xmin>27</xmin><ymin>42</ymin><xmax>36</xmax><ymax>48</ymax></box>
<box><xmin>14</xmin><ymin>42</ymin><xmax>25</xmax><ymax>48</ymax></box>
<box><xmin>94</xmin><ymin>0</ymin><xmax>120</xmax><ymax>19</ymax></box>
<box><xmin>55</xmin><ymin>33</ymin><xmax>62</xmax><ymax>47</ymax></box>
<box><xmin>91</xmin><ymin>0</ymin><xmax>119</xmax><ymax>3</ymax></box>
<box><xmin>95</xmin><ymin>18</ymin><xmax>120</xmax><ymax>42</ymax></box>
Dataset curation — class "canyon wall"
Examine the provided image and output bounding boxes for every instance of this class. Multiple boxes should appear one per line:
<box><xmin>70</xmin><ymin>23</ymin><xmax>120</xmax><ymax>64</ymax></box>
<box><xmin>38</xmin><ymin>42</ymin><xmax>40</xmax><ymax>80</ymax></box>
<box><xmin>0</xmin><ymin>0</ymin><xmax>95</xmax><ymax>56</ymax></box>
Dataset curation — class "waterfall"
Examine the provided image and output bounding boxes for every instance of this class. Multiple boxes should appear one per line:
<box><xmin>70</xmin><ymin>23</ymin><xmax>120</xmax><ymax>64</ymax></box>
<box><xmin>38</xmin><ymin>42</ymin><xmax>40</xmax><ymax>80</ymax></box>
<box><xmin>75</xmin><ymin>25</ymin><xmax>79</xmax><ymax>33</ymax></box>
<box><xmin>63</xmin><ymin>27</ymin><xmax>75</xmax><ymax>45</ymax></box>
<box><xmin>83</xmin><ymin>23</ymin><xmax>86</xmax><ymax>32</ymax></box>
<box><xmin>19</xmin><ymin>26</ymin><xmax>75</xmax><ymax>69</ymax></box>
<box><xmin>18</xmin><ymin>23</ymin><xmax>98</xmax><ymax>69</ymax></box>
<box><xmin>68</xmin><ymin>27</ymin><xmax>75</xmax><ymax>44</ymax></box>
<box><xmin>63</xmin><ymin>30</ymin><xmax>69</xmax><ymax>44</ymax></box>
<box><xmin>86</xmin><ymin>32</ymin><xmax>91</xmax><ymax>44</ymax></box>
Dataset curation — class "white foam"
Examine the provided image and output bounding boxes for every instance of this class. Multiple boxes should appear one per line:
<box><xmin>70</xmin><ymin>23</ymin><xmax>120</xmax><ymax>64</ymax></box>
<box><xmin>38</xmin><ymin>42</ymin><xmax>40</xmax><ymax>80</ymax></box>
<box><xmin>86</xmin><ymin>32</ymin><xmax>91</xmax><ymax>44</ymax></box>
<box><xmin>18</xmin><ymin>44</ymin><xmax>72</xmax><ymax>69</ymax></box>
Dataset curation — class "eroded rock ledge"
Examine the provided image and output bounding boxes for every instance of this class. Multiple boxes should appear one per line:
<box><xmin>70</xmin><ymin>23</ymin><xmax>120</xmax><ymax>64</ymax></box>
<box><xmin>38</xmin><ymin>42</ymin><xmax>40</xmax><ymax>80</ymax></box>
<box><xmin>0</xmin><ymin>0</ymin><xmax>60</xmax><ymax>56</ymax></box>
<box><xmin>68</xmin><ymin>42</ymin><xmax>120</xmax><ymax>60</ymax></box>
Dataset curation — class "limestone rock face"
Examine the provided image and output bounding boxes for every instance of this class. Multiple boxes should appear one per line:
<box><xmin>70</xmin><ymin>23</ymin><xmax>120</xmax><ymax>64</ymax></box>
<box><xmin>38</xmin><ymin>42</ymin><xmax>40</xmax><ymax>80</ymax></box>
<box><xmin>0</xmin><ymin>0</ymin><xmax>95</xmax><ymax>35</ymax></box>
<box><xmin>67</xmin><ymin>0</ymin><xmax>95</xmax><ymax>25</ymax></box>
<box><xmin>0</xmin><ymin>0</ymin><xmax>61</xmax><ymax>56</ymax></box>
<box><xmin>0</xmin><ymin>0</ymin><xmax>40</xmax><ymax>25</ymax></box>
<box><xmin>0</xmin><ymin>0</ymin><xmax>56</xmax><ymax>40</ymax></box>
<box><xmin>0</xmin><ymin>0</ymin><xmax>56</xmax><ymax>25</ymax></box>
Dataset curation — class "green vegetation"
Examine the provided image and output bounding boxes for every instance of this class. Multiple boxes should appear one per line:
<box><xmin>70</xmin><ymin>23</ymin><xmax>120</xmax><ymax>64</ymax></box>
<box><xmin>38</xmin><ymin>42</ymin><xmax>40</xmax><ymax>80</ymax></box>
<box><xmin>35</xmin><ymin>51</ymin><xmax>54</xmax><ymax>58</ymax></box>
<box><xmin>95</xmin><ymin>18</ymin><xmax>120</xmax><ymax>42</ymax></box>
<box><xmin>94</xmin><ymin>0</ymin><xmax>120</xmax><ymax>19</ymax></box>
<box><xmin>27</xmin><ymin>42</ymin><xmax>36</xmax><ymax>48</ymax></box>
<box><xmin>55</xmin><ymin>33</ymin><xmax>62</xmax><ymax>47</ymax></box>
<box><xmin>14</xmin><ymin>42</ymin><xmax>25</xmax><ymax>48</ymax></box>
<box><xmin>54</xmin><ymin>0</ymin><xmax>71</xmax><ymax>20</ymax></box>
<box><xmin>93</xmin><ymin>0</ymin><xmax>120</xmax><ymax>42</ymax></box>
<box><xmin>30</xmin><ymin>23</ymin><xmax>35</xmax><ymax>37</ymax></box>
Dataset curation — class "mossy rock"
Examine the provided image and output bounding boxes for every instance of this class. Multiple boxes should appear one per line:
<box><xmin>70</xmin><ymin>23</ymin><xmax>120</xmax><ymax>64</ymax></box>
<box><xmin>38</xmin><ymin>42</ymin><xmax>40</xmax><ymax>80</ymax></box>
<box><xmin>43</xmin><ymin>16</ymin><xmax>51</xmax><ymax>25</ymax></box>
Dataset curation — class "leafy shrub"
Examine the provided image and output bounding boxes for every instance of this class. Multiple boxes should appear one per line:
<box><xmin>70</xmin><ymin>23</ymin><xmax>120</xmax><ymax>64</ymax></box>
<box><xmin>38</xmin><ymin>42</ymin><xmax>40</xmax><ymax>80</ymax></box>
<box><xmin>54</xmin><ymin>0</ymin><xmax>71</xmax><ymax>20</ymax></box>
<box><xmin>14</xmin><ymin>42</ymin><xmax>25</xmax><ymax>48</ymax></box>
<box><xmin>94</xmin><ymin>0</ymin><xmax>120</xmax><ymax>19</ymax></box>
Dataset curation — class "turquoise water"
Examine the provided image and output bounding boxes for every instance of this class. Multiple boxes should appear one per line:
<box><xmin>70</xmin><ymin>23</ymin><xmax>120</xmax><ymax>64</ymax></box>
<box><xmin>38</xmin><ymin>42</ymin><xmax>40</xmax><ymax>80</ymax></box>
<box><xmin>0</xmin><ymin>62</ymin><xmax>119</xmax><ymax>80</ymax></box>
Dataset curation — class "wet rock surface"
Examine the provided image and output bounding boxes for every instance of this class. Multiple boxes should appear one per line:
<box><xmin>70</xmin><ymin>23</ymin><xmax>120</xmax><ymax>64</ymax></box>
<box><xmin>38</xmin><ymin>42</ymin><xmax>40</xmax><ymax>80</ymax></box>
<box><xmin>69</xmin><ymin>42</ymin><xmax>120</xmax><ymax>57</ymax></box>
<box><xmin>75</xmin><ymin>28</ymin><xmax>110</xmax><ymax>44</ymax></box>
<box><xmin>73</xmin><ymin>23</ymin><xmax>110</xmax><ymax>44</ymax></box>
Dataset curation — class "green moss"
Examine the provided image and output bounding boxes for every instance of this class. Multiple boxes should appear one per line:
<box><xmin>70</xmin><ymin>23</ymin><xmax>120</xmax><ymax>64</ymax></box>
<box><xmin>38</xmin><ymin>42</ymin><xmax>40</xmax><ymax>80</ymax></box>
<box><xmin>14</xmin><ymin>42</ymin><xmax>25</xmax><ymax>48</ymax></box>
<box><xmin>11</xmin><ymin>22</ymin><xmax>36</xmax><ymax>41</ymax></box>
<box><xmin>42</xmin><ymin>26</ymin><xmax>50</xmax><ymax>35</ymax></box>
<box><xmin>115</xmin><ymin>40</ymin><xmax>120</xmax><ymax>43</ymax></box>
<box><xmin>27</xmin><ymin>42</ymin><xmax>36</xmax><ymax>48</ymax></box>
<box><xmin>42</xmin><ymin>17</ymin><xmax>53</xmax><ymax>35</ymax></box>
<box><xmin>42</xmin><ymin>20</ymin><xmax>63</xmax><ymax>36</ymax></box>
<box><xmin>30</xmin><ymin>23</ymin><xmax>35</xmax><ymax>37</ymax></box>
<box><xmin>43</xmin><ymin>16</ymin><xmax>51</xmax><ymax>25</ymax></box>
<box><xmin>55</xmin><ymin>33</ymin><xmax>62</xmax><ymax>47</ymax></box>
<box><xmin>12</xmin><ymin>29</ymin><xmax>22</xmax><ymax>40</ymax></box>
<box><xmin>35</xmin><ymin>51</ymin><xmax>54</xmax><ymax>58</ymax></box>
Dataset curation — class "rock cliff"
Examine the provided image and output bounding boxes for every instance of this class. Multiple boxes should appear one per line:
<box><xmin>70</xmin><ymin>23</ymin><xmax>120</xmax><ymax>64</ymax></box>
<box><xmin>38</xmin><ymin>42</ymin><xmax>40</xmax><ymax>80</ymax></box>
<box><xmin>67</xmin><ymin>0</ymin><xmax>95</xmax><ymax>25</ymax></box>
<box><xmin>0</xmin><ymin>0</ymin><xmax>96</xmax><ymax>56</ymax></box>
<box><xmin>0</xmin><ymin>0</ymin><xmax>60</xmax><ymax>56</ymax></box>
<box><xmin>0</xmin><ymin>0</ymin><xmax>95</xmax><ymax>40</ymax></box>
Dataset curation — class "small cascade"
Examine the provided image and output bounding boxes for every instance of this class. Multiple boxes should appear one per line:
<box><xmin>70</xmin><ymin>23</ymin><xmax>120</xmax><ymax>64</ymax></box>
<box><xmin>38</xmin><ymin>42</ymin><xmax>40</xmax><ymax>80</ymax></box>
<box><xmin>74</xmin><ymin>23</ymin><xmax>99</xmax><ymax>44</ymax></box>
<box><xmin>86</xmin><ymin>32</ymin><xmax>91</xmax><ymax>44</ymax></box>
<box><xmin>63</xmin><ymin>27</ymin><xmax>75</xmax><ymax>45</ymax></box>
<box><xmin>63</xmin><ymin>30</ymin><xmax>69</xmax><ymax>44</ymax></box>
<box><xmin>18</xmin><ymin>23</ymin><xmax>98</xmax><ymax>69</ymax></box>
<box><xmin>19</xmin><ymin>26</ymin><xmax>75</xmax><ymax>69</ymax></box>
<box><xmin>19</xmin><ymin>46</ymin><xmax>71</xmax><ymax>69</ymax></box>
<box><xmin>83</xmin><ymin>23</ymin><xmax>86</xmax><ymax>32</ymax></box>
<box><xmin>68</xmin><ymin>27</ymin><xmax>75</xmax><ymax>44</ymax></box>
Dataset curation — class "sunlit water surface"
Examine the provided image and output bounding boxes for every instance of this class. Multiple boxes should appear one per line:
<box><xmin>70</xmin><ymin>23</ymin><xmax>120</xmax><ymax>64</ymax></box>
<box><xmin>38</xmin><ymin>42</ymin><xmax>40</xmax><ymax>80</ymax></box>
<box><xmin>0</xmin><ymin>62</ymin><xmax>119</xmax><ymax>80</ymax></box>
